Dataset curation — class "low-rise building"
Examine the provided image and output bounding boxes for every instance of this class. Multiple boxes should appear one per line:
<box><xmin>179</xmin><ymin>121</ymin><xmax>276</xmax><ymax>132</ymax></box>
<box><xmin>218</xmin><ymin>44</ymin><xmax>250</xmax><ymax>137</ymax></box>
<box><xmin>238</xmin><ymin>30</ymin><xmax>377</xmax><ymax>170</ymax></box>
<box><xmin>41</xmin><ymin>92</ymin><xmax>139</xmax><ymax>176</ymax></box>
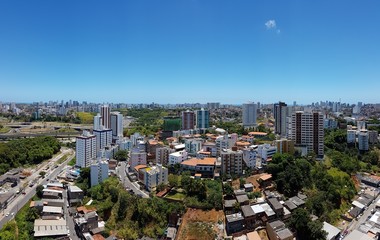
<box><xmin>139</xmin><ymin>164</ymin><xmax>168</xmax><ymax>192</ymax></box>
<box><xmin>180</xmin><ymin>157</ymin><xmax>216</xmax><ymax>178</ymax></box>
<box><xmin>226</xmin><ymin>212</ymin><xmax>244</xmax><ymax>235</ymax></box>
<box><xmin>267</xmin><ymin>198</ymin><xmax>284</xmax><ymax>218</ymax></box>
<box><xmin>68</xmin><ymin>185</ymin><xmax>84</xmax><ymax>205</ymax></box>
<box><xmin>34</xmin><ymin>219</ymin><xmax>68</xmax><ymax>238</ymax></box>
<box><xmin>168</xmin><ymin>151</ymin><xmax>188</xmax><ymax>165</ymax></box>
<box><xmin>90</xmin><ymin>159</ymin><xmax>109</xmax><ymax>187</ymax></box>
<box><xmin>266</xmin><ymin>220</ymin><xmax>294</xmax><ymax>240</ymax></box>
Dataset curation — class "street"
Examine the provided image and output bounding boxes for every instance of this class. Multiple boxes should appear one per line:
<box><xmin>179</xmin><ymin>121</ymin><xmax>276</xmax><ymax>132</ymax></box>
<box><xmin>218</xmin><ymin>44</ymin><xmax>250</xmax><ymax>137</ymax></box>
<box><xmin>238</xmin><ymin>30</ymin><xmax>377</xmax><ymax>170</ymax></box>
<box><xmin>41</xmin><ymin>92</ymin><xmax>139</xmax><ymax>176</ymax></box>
<box><xmin>63</xmin><ymin>187</ymin><xmax>80</xmax><ymax>240</ymax></box>
<box><xmin>346</xmin><ymin>190</ymin><xmax>380</xmax><ymax>234</ymax></box>
<box><xmin>0</xmin><ymin>149</ymin><xmax>75</xmax><ymax>229</ymax></box>
<box><xmin>117</xmin><ymin>161</ymin><xmax>149</xmax><ymax>198</ymax></box>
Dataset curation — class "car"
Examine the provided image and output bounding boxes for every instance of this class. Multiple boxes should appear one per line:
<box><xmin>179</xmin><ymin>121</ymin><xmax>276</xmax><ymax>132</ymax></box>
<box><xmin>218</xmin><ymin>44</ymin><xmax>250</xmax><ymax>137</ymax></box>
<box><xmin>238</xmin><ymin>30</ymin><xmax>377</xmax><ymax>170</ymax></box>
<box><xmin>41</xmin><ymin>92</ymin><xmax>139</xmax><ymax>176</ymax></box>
<box><xmin>22</xmin><ymin>191</ymin><xmax>26</xmax><ymax>195</ymax></box>
<box><xmin>11</xmin><ymin>212</ymin><xmax>14</xmax><ymax>216</ymax></box>
<box><xmin>5</xmin><ymin>213</ymin><xmax>9</xmax><ymax>217</ymax></box>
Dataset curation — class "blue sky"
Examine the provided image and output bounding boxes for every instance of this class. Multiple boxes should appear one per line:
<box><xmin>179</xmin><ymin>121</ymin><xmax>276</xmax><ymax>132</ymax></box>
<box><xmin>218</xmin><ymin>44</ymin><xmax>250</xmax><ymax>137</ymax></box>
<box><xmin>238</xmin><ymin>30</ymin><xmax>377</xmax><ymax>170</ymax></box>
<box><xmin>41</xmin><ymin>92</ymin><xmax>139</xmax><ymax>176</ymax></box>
<box><xmin>1</xmin><ymin>0</ymin><xmax>380</xmax><ymax>104</ymax></box>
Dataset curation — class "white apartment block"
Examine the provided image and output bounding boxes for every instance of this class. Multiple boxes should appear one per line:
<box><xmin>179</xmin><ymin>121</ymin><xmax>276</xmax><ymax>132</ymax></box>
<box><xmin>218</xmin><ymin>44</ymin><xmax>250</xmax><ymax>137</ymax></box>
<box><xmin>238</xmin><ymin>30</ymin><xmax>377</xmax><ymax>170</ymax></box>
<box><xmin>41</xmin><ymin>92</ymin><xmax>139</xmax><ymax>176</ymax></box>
<box><xmin>185</xmin><ymin>139</ymin><xmax>203</xmax><ymax>156</ymax></box>
<box><xmin>257</xmin><ymin>144</ymin><xmax>277</xmax><ymax>161</ymax></box>
<box><xmin>242</xmin><ymin>148</ymin><xmax>258</xmax><ymax>169</ymax></box>
<box><xmin>76</xmin><ymin>131</ymin><xmax>96</xmax><ymax>168</ymax></box>
<box><xmin>140</xmin><ymin>164</ymin><xmax>168</xmax><ymax>192</ymax></box>
<box><xmin>168</xmin><ymin>150</ymin><xmax>188</xmax><ymax>165</ymax></box>
<box><xmin>90</xmin><ymin>159</ymin><xmax>109</xmax><ymax>187</ymax></box>
<box><xmin>93</xmin><ymin>128</ymin><xmax>112</xmax><ymax>152</ymax></box>
<box><xmin>216</xmin><ymin>134</ymin><xmax>237</xmax><ymax>156</ymax></box>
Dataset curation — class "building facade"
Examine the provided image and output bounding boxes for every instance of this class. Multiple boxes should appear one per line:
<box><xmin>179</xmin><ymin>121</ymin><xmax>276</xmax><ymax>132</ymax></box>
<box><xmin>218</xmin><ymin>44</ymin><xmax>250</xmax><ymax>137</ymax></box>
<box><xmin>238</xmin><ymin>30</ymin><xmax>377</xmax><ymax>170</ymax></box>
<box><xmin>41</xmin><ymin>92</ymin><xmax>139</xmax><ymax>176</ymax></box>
<box><xmin>76</xmin><ymin>131</ymin><xmax>96</xmax><ymax>168</ymax></box>
<box><xmin>196</xmin><ymin>108</ymin><xmax>210</xmax><ymax>129</ymax></box>
<box><xmin>93</xmin><ymin>128</ymin><xmax>112</xmax><ymax>152</ymax></box>
<box><xmin>242</xmin><ymin>102</ymin><xmax>257</xmax><ymax>127</ymax></box>
<box><xmin>110</xmin><ymin>111</ymin><xmax>123</xmax><ymax>139</ymax></box>
<box><xmin>90</xmin><ymin>159</ymin><xmax>109</xmax><ymax>187</ymax></box>
<box><xmin>181</xmin><ymin>110</ymin><xmax>195</xmax><ymax>130</ymax></box>
<box><xmin>100</xmin><ymin>104</ymin><xmax>111</xmax><ymax>129</ymax></box>
<box><xmin>221</xmin><ymin>148</ymin><xmax>243</xmax><ymax>176</ymax></box>
<box><xmin>290</xmin><ymin>111</ymin><xmax>324</xmax><ymax>159</ymax></box>
<box><xmin>274</xmin><ymin>102</ymin><xmax>287</xmax><ymax>137</ymax></box>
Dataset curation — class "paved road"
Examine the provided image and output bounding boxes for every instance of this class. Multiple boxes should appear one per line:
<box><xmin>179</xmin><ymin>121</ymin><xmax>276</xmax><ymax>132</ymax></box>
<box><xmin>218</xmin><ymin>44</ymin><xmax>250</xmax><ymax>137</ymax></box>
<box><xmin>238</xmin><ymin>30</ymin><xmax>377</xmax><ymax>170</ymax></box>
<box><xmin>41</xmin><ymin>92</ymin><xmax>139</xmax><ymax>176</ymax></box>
<box><xmin>0</xmin><ymin>149</ymin><xmax>75</xmax><ymax>229</ymax></box>
<box><xmin>63</xmin><ymin>188</ymin><xmax>79</xmax><ymax>240</ymax></box>
<box><xmin>117</xmin><ymin>162</ymin><xmax>149</xmax><ymax>198</ymax></box>
<box><xmin>346</xmin><ymin>190</ymin><xmax>380</xmax><ymax>234</ymax></box>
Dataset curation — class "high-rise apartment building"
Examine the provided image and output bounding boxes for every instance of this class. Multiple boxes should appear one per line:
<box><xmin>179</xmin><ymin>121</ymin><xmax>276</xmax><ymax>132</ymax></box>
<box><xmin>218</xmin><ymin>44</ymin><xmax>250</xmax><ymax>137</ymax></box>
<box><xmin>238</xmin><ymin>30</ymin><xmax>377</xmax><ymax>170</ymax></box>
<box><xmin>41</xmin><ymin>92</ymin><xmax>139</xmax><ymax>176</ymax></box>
<box><xmin>290</xmin><ymin>111</ymin><xmax>324</xmax><ymax>159</ymax></box>
<box><xmin>100</xmin><ymin>104</ymin><xmax>111</xmax><ymax>129</ymax></box>
<box><xmin>220</xmin><ymin>148</ymin><xmax>243</xmax><ymax>176</ymax></box>
<box><xmin>242</xmin><ymin>102</ymin><xmax>257</xmax><ymax>127</ymax></box>
<box><xmin>90</xmin><ymin>159</ymin><xmax>109</xmax><ymax>187</ymax></box>
<box><xmin>76</xmin><ymin>131</ymin><xmax>96</xmax><ymax>168</ymax></box>
<box><xmin>93</xmin><ymin>113</ymin><xmax>102</xmax><ymax>131</ymax></box>
<box><xmin>93</xmin><ymin>128</ymin><xmax>112</xmax><ymax>152</ymax></box>
<box><xmin>181</xmin><ymin>110</ymin><xmax>195</xmax><ymax>130</ymax></box>
<box><xmin>156</xmin><ymin>147</ymin><xmax>175</xmax><ymax>165</ymax></box>
<box><xmin>110</xmin><ymin>111</ymin><xmax>123</xmax><ymax>138</ymax></box>
<box><xmin>358</xmin><ymin>130</ymin><xmax>369</xmax><ymax>151</ymax></box>
<box><xmin>274</xmin><ymin>102</ymin><xmax>287</xmax><ymax>137</ymax></box>
<box><xmin>196</xmin><ymin>108</ymin><xmax>210</xmax><ymax>129</ymax></box>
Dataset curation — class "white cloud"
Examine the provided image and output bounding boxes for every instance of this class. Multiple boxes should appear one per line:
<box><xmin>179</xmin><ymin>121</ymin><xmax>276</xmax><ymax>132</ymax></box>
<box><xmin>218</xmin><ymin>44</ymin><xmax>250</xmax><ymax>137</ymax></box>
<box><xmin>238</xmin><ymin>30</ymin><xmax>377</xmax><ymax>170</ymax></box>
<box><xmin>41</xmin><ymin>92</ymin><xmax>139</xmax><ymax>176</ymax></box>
<box><xmin>265</xmin><ymin>20</ymin><xmax>276</xmax><ymax>29</ymax></box>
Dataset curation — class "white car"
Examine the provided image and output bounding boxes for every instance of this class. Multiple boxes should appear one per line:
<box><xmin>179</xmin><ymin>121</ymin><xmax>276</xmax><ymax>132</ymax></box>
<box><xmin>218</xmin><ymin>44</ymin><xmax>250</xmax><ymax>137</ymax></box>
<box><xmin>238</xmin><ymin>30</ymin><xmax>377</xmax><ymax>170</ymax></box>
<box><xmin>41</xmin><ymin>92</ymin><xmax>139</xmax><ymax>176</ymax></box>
<box><xmin>5</xmin><ymin>213</ymin><xmax>9</xmax><ymax>217</ymax></box>
<box><xmin>11</xmin><ymin>212</ymin><xmax>14</xmax><ymax>216</ymax></box>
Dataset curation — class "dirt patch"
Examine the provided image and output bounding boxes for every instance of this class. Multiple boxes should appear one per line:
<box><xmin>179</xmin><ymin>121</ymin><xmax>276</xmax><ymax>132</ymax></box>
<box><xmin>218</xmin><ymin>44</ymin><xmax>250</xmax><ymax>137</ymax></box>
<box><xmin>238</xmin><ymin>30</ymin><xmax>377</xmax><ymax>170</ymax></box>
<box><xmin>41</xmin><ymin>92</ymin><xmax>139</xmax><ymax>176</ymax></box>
<box><xmin>232</xmin><ymin>174</ymin><xmax>270</xmax><ymax>191</ymax></box>
<box><xmin>177</xmin><ymin>208</ymin><xmax>225</xmax><ymax>240</ymax></box>
<box><xmin>258</xmin><ymin>229</ymin><xmax>269</xmax><ymax>240</ymax></box>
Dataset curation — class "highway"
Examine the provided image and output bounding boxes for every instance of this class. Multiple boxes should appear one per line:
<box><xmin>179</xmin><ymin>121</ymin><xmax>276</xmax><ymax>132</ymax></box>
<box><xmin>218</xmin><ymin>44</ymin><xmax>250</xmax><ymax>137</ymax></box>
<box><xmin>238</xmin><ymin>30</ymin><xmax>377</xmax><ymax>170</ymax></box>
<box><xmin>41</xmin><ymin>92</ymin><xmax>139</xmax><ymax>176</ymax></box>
<box><xmin>117</xmin><ymin>161</ymin><xmax>149</xmax><ymax>198</ymax></box>
<box><xmin>0</xmin><ymin>149</ymin><xmax>75</xmax><ymax>230</ymax></box>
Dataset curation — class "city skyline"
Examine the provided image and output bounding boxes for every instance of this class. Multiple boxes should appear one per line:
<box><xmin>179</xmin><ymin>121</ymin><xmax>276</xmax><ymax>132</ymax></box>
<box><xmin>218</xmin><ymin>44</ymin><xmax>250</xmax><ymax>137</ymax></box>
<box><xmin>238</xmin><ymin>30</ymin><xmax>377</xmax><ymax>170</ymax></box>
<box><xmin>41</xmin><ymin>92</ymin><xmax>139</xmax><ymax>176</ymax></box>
<box><xmin>1</xmin><ymin>1</ymin><xmax>380</xmax><ymax>103</ymax></box>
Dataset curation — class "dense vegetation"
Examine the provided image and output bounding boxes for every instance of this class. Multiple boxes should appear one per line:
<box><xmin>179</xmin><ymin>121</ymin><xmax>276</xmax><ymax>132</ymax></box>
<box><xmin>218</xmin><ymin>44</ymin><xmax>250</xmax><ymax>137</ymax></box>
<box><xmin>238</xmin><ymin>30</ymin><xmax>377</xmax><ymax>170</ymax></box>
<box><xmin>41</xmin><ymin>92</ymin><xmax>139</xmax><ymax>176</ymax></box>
<box><xmin>0</xmin><ymin>199</ymin><xmax>43</xmax><ymax>240</ymax></box>
<box><xmin>0</xmin><ymin>136</ymin><xmax>60</xmax><ymax>174</ymax></box>
<box><xmin>180</xmin><ymin>172</ymin><xmax>223</xmax><ymax>210</ymax></box>
<box><xmin>267</xmin><ymin>152</ymin><xmax>357</xmax><ymax>224</ymax></box>
<box><xmin>288</xmin><ymin>208</ymin><xmax>327</xmax><ymax>240</ymax></box>
<box><xmin>124</xmin><ymin>108</ymin><xmax>169</xmax><ymax>136</ymax></box>
<box><xmin>85</xmin><ymin>177</ymin><xmax>185</xmax><ymax>239</ymax></box>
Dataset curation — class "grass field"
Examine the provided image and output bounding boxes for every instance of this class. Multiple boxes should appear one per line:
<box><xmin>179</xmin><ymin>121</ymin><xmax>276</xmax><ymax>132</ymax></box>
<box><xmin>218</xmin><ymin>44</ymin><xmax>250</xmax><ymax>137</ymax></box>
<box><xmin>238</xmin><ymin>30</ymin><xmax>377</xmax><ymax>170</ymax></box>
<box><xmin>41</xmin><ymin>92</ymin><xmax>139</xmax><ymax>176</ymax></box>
<box><xmin>165</xmin><ymin>190</ymin><xmax>186</xmax><ymax>201</ymax></box>
<box><xmin>76</xmin><ymin>112</ymin><xmax>96</xmax><ymax>124</ymax></box>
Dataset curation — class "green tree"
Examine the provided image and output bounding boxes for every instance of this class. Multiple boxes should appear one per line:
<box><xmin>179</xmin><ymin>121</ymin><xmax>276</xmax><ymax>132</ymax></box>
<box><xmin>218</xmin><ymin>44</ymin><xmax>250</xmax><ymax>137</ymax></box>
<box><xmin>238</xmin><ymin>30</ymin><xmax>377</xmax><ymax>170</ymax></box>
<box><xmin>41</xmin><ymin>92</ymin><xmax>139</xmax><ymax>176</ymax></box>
<box><xmin>223</xmin><ymin>183</ymin><xmax>234</xmax><ymax>196</ymax></box>
<box><xmin>114</xmin><ymin>150</ymin><xmax>128</xmax><ymax>161</ymax></box>
<box><xmin>288</xmin><ymin>208</ymin><xmax>327</xmax><ymax>240</ymax></box>
<box><xmin>36</xmin><ymin>185</ymin><xmax>44</xmax><ymax>199</ymax></box>
<box><xmin>239</xmin><ymin>177</ymin><xmax>246</xmax><ymax>188</ymax></box>
<box><xmin>168</xmin><ymin>174</ymin><xmax>179</xmax><ymax>188</ymax></box>
<box><xmin>39</xmin><ymin>171</ymin><xmax>46</xmax><ymax>177</ymax></box>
